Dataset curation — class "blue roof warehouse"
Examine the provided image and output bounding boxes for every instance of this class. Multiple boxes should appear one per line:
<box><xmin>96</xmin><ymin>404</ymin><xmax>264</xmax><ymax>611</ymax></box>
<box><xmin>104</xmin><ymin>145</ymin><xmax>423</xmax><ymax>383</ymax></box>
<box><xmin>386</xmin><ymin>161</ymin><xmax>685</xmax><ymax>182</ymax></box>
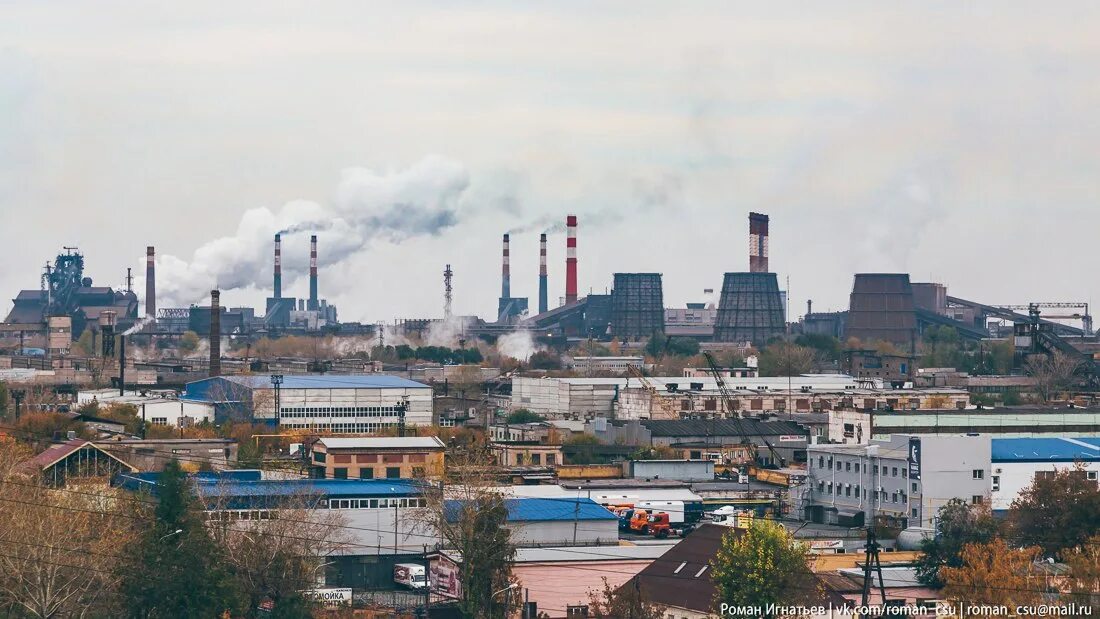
<box><xmin>990</xmin><ymin>437</ymin><xmax>1100</xmax><ymax>512</ymax></box>
<box><xmin>182</xmin><ymin>374</ymin><xmax>433</xmax><ymax>430</ymax></box>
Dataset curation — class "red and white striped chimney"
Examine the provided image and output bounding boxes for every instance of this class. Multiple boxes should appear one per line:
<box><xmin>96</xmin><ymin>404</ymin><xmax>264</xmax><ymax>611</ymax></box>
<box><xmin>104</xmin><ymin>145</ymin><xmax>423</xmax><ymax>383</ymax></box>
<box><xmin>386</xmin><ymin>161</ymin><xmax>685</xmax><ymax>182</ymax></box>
<box><xmin>565</xmin><ymin>215</ymin><xmax>578</xmax><ymax>304</ymax></box>
<box><xmin>501</xmin><ymin>233</ymin><xmax>511</xmax><ymax>299</ymax></box>
<box><xmin>308</xmin><ymin>234</ymin><xmax>318</xmax><ymax>310</ymax></box>
<box><xmin>748</xmin><ymin>212</ymin><xmax>769</xmax><ymax>273</ymax></box>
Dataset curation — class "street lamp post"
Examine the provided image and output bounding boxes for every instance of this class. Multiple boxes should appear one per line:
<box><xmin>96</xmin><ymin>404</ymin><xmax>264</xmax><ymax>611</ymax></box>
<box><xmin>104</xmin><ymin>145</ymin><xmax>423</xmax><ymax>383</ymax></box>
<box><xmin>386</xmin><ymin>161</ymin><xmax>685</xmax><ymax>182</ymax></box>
<box><xmin>270</xmin><ymin>374</ymin><xmax>283</xmax><ymax>424</ymax></box>
<box><xmin>488</xmin><ymin>583</ymin><xmax>517</xmax><ymax>618</ymax></box>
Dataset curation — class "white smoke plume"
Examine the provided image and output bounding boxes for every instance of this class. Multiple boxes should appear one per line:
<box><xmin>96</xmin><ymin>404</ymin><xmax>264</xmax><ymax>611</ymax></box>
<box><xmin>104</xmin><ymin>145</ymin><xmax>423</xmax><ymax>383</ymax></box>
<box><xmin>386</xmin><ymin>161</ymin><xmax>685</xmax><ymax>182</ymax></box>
<box><xmin>496</xmin><ymin>330</ymin><xmax>539</xmax><ymax>362</ymax></box>
<box><xmin>122</xmin><ymin>315</ymin><xmax>155</xmax><ymax>336</ymax></box>
<box><xmin>140</xmin><ymin>156</ymin><xmax>471</xmax><ymax>307</ymax></box>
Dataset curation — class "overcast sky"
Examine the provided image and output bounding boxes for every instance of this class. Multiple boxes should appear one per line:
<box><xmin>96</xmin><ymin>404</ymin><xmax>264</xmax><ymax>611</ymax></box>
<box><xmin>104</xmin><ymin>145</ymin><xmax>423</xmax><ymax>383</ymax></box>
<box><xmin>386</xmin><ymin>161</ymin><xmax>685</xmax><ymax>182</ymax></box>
<box><xmin>2</xmin><ymin>2</ymin><xmax>1099</xmax><ymax>324</ymax></box>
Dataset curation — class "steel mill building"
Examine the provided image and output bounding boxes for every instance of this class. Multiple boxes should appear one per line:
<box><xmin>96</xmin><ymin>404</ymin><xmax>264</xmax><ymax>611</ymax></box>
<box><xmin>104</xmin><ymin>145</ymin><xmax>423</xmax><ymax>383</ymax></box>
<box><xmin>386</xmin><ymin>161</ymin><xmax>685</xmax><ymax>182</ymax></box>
<box><xmin>182</xmin><ymin>374</ymin><xmax>433</xmax><ymax>431</ymax></box>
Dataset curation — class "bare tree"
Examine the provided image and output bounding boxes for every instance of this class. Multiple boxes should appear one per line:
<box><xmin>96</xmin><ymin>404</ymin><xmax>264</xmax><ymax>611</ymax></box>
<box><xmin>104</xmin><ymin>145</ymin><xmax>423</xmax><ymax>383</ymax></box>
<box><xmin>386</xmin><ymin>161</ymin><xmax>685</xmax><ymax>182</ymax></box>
<box><xmin>413</xmin><ymin>448</ymin><xmax>519</xmax><ymax>619</ymax></box>
<box><xmin>206</xmin><ymin>487</ymin><xmax>352</xmax><ymax>615</ymax></box>
<box><xmin>1025</xmin><ymin>351</ymin><xmax>1081</xmax><ymax>402</ymax></box>
<box><xmin>0</xmin><ymin>452</ymin><xmax>134</xmax><ymax>617</ymax></box>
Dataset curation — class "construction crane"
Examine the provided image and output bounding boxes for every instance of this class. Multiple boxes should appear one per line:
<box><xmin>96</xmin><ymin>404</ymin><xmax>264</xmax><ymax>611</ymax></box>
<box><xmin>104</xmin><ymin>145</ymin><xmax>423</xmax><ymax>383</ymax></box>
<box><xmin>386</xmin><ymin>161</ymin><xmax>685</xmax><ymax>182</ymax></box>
<box><xmin>701</xmin><ymin>352</ymin><xmax>786</xmax><ymax>468</ymax></box>
<box><xmin>625</xmin><ymin>364</ymin><xmax>684</xmax><ymax>420</ymax></box>
<box><xmin>702</xmin><ymin>351</ymin><xmax>742</xmax><ymax>419</ymax></box>
<box><xmin>994</xmin><ymin>302</ymin><xmax>1092</xmax><ymax>335</ymax></box>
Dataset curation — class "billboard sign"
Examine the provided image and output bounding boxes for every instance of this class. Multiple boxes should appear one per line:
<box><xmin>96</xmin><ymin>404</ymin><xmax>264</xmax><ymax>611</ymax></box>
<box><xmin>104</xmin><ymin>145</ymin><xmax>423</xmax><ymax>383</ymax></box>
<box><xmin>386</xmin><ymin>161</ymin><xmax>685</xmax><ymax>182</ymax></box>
<box><xmin>430</xmin><ymin>553</ymin><xmax>463</xmax><ymax>600</ymax></box>
<box><xmin>302</xmin><ymin>588</ymin><xmax>352</xmax><ymax>607</ymax></box>
<box><xmin>908</xmin><ymin>437</ymin><xmax>921</xmax><ymax>481</ymax></box>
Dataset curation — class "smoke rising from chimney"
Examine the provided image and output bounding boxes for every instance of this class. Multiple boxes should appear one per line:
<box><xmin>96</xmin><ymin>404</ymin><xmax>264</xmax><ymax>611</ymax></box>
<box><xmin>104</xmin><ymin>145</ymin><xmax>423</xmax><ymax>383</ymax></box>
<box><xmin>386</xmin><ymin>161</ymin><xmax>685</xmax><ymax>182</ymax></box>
<box><xmin>141</xmin><ymin>156</ymin><xmax>471</xmax><ymax>307</ymax></box>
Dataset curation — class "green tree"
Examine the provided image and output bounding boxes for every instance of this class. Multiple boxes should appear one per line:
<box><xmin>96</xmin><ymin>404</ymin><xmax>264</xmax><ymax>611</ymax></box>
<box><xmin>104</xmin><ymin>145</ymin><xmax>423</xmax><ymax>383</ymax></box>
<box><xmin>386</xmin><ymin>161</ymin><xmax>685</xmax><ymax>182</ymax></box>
<box><xmin>587</xmin><ymin>577</ymin><xmax>664</xmax><ymax>619</ymax></box>
<box><xmin>710</xmin><ymin>519</ymin><xmax>823</xmax><ymax>615</ymax></box>
<box><xmin>71</xmin><ymin>329</ymin><xmax>97</xmax><ymax>357</ymax></box>
<box><xmin>426</xmin><ymin>450</ymin><xmax>517</xmax><ymax>619</ymax></box>
<box><xmin>528</xmin><ymin>350</ymin><xmax>562</xmax><ymax>370</ymax></box>
<box><xmin>915</xmin><ymin>499</ymin><xmax>1000</xmax><ymax>587</ymax></box>
<box><xmin>1005</xmin><ymin>464</ymin><xmax>1100</xmax><ymax>559</ymax></box>
<box><xmin>794</xmin><ymin>333</ymin><xmax>842</xmax><ymax>361</ymax></box>
<box><xmin>645</xmin><ymin>333</ymin><xmax>699</xmax><ymax>358</ymax></box>
<box><xmin>179</xmin><ymin>330</ymin><xmax>201</xmax><ymax>354</ymax></box>
<box><xmin>121</xmin><ymin>460</ymin><xmax>240</xmax><ymax>618</ymax></box>
<box><xmin>505</xmin><ymin>409</ymin><xmax>544</xmax><ymax>424</ymax></box>
<box><xmin>758</xmin><ymin>342</ymin><xmax>818</xmax><ymax>376</ymax></box>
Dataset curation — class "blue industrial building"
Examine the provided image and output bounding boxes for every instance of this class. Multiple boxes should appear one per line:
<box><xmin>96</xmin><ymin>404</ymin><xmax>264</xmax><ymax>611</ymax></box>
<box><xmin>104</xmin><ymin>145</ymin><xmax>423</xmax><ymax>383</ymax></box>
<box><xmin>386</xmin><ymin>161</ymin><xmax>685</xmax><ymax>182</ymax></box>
<box><xmin>990</xmin><ymin>437</ymin><xmax>1100</xmax><ymax>512</ymax></box>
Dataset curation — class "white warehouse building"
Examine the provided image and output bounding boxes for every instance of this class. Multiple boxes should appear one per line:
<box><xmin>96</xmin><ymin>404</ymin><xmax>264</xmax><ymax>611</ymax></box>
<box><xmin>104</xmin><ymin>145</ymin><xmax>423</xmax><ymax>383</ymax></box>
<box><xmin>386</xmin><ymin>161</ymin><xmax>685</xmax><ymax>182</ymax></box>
<box><xmin>182</xmin><ymin>375</ymin><xmax>433</xmax><ymax>431</ymax></box>
<box><xmin>990</xmin><ymin>437</ymin><xmax>1100</xmax><ymax>512</ymax></box>
<box><xmin>511</xmin><ymin>375</ymin><xmax>864</xmax><ymax>420</ymax></box>
<box><xmin>77</xmin><ymin>388</ymin><xmax>214</xmax><ymax>427</ymax></box>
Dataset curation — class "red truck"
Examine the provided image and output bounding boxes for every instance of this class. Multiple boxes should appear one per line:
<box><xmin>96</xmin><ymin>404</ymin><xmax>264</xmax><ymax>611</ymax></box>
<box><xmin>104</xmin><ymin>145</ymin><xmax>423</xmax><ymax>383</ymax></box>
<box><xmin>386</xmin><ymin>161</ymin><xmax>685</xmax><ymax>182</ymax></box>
<box><xmin>646</xmin><ymin>512</ymin><xmax>695</xmax><ymax>539</ymax></box>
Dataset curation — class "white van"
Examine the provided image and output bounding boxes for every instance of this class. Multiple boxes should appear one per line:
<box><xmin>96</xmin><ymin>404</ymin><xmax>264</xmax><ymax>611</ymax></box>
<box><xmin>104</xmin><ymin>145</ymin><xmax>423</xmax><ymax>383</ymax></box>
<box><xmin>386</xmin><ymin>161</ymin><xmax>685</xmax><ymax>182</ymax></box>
<box><xmin>394</xmin><ymin>563</ymin><xmax>429</xmax><ymax>590</ymax></box>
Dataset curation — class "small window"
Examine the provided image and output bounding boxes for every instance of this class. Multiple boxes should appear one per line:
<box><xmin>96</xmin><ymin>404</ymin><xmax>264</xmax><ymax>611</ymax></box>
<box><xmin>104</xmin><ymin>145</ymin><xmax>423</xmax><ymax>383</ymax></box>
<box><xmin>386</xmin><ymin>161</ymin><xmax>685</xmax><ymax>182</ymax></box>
<box><xmin>386</xmin><ymin>467</ymin><xmax>401</xmax><ymax>479</ymax></box>
<box><xmin>1088</xmin><ymin>471</ymin><xmax>1097</xmax><ymax>481</ymax></box>
<box><xmin>891</xmin><ymin>467</ymin><xmax>898</xmax><ymax>477</ymax></box>
<box><xmin>972</xmin><ymin>495</ymin><xmax>984</xmax><ymax>505</ymax></box>
<box><xmin>991</xmin><ymin>475</ymin><xmax>1000</xmax><ymax>492</ymax></box>
<box><xmin>911</xmin><ymin>482</ymin><xmax>918</xmax><ymax>492</ymax></box>
<box><xmin>972</xmin><ymin>469</ymin><xmax>984</xmax><ymax>480</ymax></box>
<box><xmin>911</xmin><ymin>508</ymin><xmax>918</xmax><ymax>518</ymax></box>
<box><xmin>566</xmin><ymin>605</ymin><xmax>589</xmax><ymax>617</ymax></box>
<box><xmin>360</xmin><ymin>468</ymin><xmax>374</xmax><ymax>479</ymax></box>
<box><xmin>854</xmin><ymin>463</ymin><xmax>860</xmax><ymax>473</ymax></box>
<box><xmin>845</xmin><ymin>462</ymin><xmax>851</xmax><ymax>472</ymax></box>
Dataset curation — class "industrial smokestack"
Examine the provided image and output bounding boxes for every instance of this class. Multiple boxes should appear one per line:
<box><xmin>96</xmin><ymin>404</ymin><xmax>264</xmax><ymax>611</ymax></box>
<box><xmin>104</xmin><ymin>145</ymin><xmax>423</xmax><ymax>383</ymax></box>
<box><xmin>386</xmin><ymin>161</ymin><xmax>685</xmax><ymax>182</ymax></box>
<box><xmin>565</xmin><ymin>215</ymin><xmax>578</xmax><ymax>304</ymax></box>
<box><xmin>145</xmin><ymin>246</ymin><xmax>156</xmax><ymax>317</ymax></box>
<box><xmin>538</xmin><ymin>233</ymin><xmax>548</xmax><ymax>314</ymax></box>
<box><xmin>748</xmin><ymin>212</ymin><xmax>769</xmax><ymax>273</ymax></box>
<box><xmin>209</xmin><ymin>289</ymin><xmax>221</xmax><ymax>377</ymax></box>
<box><xmin>118</xmin><ymin>333</ymin><xmax>126</xmax><ymax>396</ymax></box>
<box><xmin>501</xmin><ymin>234</ymin><xmax>511</xmax><ymax>299</ymax></box>
<box><xmin>273</xmin><ymin>233</ymin><xmax>282</xmax><ymax>299</ymax></box>
<box><xmin>308</xmin><ymin>234</ymin><xmax>318</xmax><ymax>311</ymax></box>
<box><xmin>807</xmin><ymin>299</ymin><xmax>813</xmax><ymax>316</ymax></box>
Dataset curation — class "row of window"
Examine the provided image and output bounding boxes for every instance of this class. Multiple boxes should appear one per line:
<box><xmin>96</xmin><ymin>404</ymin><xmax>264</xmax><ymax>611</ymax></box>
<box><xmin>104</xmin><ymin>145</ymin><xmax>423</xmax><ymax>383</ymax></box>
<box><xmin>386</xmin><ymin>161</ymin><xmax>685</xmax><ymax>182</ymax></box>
<box><xmin>280</xmin><ymin>406</ymin><xmax>400</xmax><ymax>414</ymax></box>
<box><xmin>814</xmin><ymin>455</ymin><xmax>910</xmax><ymax>479</ymax></box>
<box><xmin>283</xmin><ymin>422</ymin><xmax>397</xmax><ymax>434</ymax></box>
<box><xmin>204</xmin><ymin>510</ymin><xmax>277</xmax><ymax>521</ymax></box>
<box><xmin>328</xmin><ymin>466</ymin><xmax>425</xmax><ymax>479</ymax></box>
<box><xmin>323</xmin><ymin>497</ymin><xmax>427</xmax><ymax>510</ymax></box>
<box><xmin>514</xmin><ymin>453</ymin><xmax>556</xmax><ymax>465</ymax></box>
<box><xmin>280</xmin><ymin>407</ymin><xmax>400</xmax><ymax>419</ymax></box>
<box><xmin>818</xmin><ymin>481</ymin><xmax>909</xmax><ymax>504</ymax></box>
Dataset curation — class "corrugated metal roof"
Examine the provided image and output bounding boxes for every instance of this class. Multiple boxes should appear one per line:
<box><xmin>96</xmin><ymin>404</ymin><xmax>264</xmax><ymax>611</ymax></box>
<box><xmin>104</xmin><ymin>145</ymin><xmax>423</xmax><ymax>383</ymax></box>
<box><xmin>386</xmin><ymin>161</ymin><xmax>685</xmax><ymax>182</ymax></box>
<box><xmin>317</xmin><ymin>437</ymin><xmax>444</xmax><ymax>450</ymax></box>
<box><xmin>641</xmin><ymin>419</ymin><xmax>807</xmax><ymax>437</ymax></box>
<box><xmin>116</xmin><ymin>473</ymin><xmax>427</xmax><ymax>499</ymax></box>
<box><xmin>444</xmin><ymin>497</ymin><xmax>616</xmax><ymax>523</ymax></box>
<box><xmin>991</xmin><ymin>437</ymin><xmax>1100</xmax><ymax>462</ymax></box>
<box><xmin>217</xmin><ymin>374</ymin><xmax>430</xmax><ymax>390</ymax></box>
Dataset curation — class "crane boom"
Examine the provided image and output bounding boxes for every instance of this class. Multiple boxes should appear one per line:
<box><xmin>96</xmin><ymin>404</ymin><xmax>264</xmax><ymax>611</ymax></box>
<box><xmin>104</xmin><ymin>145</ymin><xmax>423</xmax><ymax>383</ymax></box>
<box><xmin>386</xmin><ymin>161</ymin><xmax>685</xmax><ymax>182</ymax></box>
<box><xmin>701</xmin><ymin>352</ymin><xmax>786</xmax><ymax>467</ymax></box>
<box><xmin>626</xmin><ymin>364</ymin><xmax>682</xmax><ymax>420</ymax></box>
